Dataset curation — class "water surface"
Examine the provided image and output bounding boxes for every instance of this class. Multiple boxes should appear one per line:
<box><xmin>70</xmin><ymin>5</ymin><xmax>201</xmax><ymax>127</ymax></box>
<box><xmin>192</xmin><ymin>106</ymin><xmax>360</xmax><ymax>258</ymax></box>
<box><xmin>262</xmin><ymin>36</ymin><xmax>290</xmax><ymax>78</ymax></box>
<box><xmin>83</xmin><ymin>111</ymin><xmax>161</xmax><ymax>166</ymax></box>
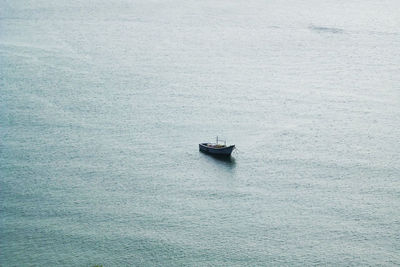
<box><xmin>1</xmin><ymin>0</ymin><xmax>400</xmax><ymax>265</ymax></box>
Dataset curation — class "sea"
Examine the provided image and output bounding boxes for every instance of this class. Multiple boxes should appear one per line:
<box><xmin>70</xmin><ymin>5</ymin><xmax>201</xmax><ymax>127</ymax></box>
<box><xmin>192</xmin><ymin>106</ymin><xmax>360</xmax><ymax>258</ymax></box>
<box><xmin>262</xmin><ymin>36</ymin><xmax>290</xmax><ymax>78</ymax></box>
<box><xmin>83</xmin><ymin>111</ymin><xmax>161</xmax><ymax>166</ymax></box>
<box><xmin>1</xmin><ymin>0</ymin><xmax>399</xmax><ymax>265</ymax></box>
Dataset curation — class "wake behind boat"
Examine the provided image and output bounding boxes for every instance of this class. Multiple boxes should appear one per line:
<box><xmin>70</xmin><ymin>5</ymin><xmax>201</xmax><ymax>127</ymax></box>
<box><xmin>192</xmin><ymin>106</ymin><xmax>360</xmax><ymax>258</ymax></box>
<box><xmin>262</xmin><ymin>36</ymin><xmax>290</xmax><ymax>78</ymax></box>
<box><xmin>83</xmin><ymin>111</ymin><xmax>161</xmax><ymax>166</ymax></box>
<box><xmin>199</xmin><ymin>137</ymin><xmax>235</xmax><ymax>156</ymax></box>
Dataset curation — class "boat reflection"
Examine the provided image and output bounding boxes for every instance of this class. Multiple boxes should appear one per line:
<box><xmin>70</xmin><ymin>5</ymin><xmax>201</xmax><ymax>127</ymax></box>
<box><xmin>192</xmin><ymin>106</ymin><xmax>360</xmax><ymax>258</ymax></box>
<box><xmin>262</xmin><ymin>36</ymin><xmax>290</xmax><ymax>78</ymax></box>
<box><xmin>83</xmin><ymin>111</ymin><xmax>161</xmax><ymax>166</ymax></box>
<box><xmin>200</xmin><ymin>152</ymin><xmax>236</xmax><ymax>167</ymax></box>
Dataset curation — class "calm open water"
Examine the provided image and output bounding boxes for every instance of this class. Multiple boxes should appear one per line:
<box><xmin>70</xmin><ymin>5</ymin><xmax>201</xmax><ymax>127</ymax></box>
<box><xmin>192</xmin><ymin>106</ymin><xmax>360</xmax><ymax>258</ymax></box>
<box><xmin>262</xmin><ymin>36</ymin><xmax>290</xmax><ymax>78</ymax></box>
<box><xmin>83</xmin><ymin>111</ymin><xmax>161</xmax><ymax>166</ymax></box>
<box><xmin>1</xmin><ymin>0</ymin><xmax>400</xmax><ymax>265</ymax></box>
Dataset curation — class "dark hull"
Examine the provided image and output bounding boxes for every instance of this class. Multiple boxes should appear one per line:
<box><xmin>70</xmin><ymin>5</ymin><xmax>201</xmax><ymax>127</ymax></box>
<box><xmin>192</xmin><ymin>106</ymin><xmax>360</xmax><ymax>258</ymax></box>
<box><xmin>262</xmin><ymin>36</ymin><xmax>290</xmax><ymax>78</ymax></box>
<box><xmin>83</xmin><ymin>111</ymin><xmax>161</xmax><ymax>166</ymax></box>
<box><xmin>199</xmin><ymin>143</ymin><xmax>235</xmax><ymax>156</ymax></box>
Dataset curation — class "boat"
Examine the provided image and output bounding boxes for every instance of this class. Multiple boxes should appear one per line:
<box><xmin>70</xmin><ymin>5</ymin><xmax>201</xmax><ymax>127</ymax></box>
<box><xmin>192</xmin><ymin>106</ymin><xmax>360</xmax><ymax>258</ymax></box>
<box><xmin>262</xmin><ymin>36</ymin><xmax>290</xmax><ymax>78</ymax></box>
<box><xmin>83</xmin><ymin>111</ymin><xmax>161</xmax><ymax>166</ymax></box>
<box><xmin>199</xmin><ymin>137</ymin><xmax>235</xmax><ymax>156</ymax></box>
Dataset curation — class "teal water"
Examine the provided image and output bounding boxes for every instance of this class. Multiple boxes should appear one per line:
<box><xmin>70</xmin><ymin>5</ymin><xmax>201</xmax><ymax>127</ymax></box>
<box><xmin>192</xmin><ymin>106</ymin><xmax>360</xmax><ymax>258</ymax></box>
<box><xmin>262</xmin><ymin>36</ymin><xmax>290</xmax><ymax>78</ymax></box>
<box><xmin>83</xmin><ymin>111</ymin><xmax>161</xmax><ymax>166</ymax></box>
<box><xmin>1</xmin><ymin>0</ymin><xmax>400</xmax><ymax>265</ymax></box>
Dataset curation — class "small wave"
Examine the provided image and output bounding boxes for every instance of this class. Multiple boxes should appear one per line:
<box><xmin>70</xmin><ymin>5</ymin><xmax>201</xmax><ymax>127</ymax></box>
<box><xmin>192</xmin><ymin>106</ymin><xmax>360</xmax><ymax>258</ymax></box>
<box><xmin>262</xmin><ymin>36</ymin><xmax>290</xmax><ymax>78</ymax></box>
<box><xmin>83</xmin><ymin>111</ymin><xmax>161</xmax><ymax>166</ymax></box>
<box><xmin>309</xmin><ymin>25</ymin><xmax>344</xmax><ymax>34</ymax></box>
